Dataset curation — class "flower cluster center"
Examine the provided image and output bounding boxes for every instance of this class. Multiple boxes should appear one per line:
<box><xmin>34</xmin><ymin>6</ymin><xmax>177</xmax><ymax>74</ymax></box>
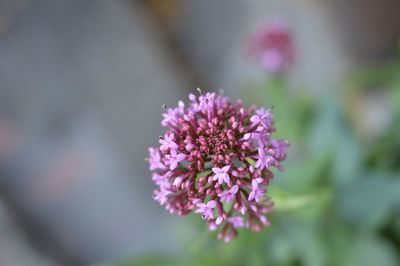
<box><xmin>202</xmin><ymin>130</ymin><xmax>230</xmax><ymax>154</ymax></box>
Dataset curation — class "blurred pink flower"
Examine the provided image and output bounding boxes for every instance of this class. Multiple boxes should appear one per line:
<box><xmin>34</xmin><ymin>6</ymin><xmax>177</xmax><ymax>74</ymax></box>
<box><xmin>247</xmin><ymin>18</ymin><xmax>295</xmax><ymax>73</ymax></box>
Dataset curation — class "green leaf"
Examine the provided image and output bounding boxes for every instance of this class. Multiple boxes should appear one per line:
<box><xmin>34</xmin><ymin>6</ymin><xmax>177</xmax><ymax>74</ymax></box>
<box><xmin>280</xmin><ymin>219</ymin><xmax>328</xmax><ymax>266</ymax></box>
<box><xmin>270</xmin><ymin>186</ymin><xmax>330</xmax><ymax>212</ymax></box>
<box><xmin>105</xmin><ymin>255</ymin><xmax>178</xmax><ymax>266</ymax></box>
<box><xmin>325</xmin><ymin>223</ymin><xmax>356</xmax><ymax>266</ymax></box>
<box><xmin>307</xmin><ymin>93</ymin><xmax>342</xmax><ymax>153</ymax></box>
<box><xmin>337</xmin><ymin>172</ymin><xmax>400</xmax><ymax>231</ymax></box>
<box><xmin>276</xmin><ymin>150</ymin><xmax>331</xmax><ymax>192</ymax></box>
<box><xmin>355</xmin><ymin>234</ymin><xmax>399</xmax><ymax>266</ymax></box>
<box><xmin>332</xmin><ymin>122</ymin><xmax>364</xmax><ymax>185</ymax></box>
<box><xmin>197</xmin><ymin>170</ymin><xmax>211</xmax><ymax>178</ymax></box>
<box><xmin>245</xmin><ymin>157</ymin><xmax>256</xmax><ymax>165</ymax></box>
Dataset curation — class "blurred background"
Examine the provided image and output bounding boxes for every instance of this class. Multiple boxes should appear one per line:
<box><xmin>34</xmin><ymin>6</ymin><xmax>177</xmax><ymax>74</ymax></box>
<box><xmin>0</xmin><ymin>0</ymin><xmax>399</xmax><ymax>265</ymax></box>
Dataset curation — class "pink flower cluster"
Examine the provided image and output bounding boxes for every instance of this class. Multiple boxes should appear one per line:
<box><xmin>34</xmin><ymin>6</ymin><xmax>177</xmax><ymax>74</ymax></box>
<box><xmin>248</xmin><ymin>18</ymin><xmax>295</xmax><ymax>73</ymax></box>
<box><xmin>148</xmin><ymin>91</ymin><xmax>288</xmax><ymax>241</ymax></box>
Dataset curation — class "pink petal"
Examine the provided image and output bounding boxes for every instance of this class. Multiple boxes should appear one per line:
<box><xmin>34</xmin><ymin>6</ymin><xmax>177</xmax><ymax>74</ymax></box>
<box><xmin>250</xmin><ymin>116</ymin><xmax>260</xmax><ymax>123</ymax></box>
<box><xmin>248</xmin><ymin>191</ymin><xmax>255</xmax><ymax>201</ymax></box>
<box><xmin>223</xmin><ymin>174</ymin><xmax>230</xmax><ymax>184</ymax></box>
<box><xmin>173</xmin><ymin>176</ymin><xmax>183</xmax><ymax>187</ymax></box>
<box><xmin>241</xmin><ymin>205</ymin><xmax>247</xmax><ymax>215</ymax></box>
<box><xmin>177</xmin><ymin>153</ymin><xmax>187</xmax><ymax>161</ymax></box>
<box><xmin>170</xmin><ymin>142</ymin><xmax>179</xmax><ymax>149</ymax></box>
<box><xmin>212</xmin><ymin>167</ymin><xmax>221</xmax><ymax>174</ymax></box>
<box><xmin>259</xmin><ymin>216</ymin><xmax>270</xmax><ymax>226</ymax></box>
<box><xmin>222</xmin><ymin>165</ymin><xmax>231</xmax><ymax>172</ymax></box>
<box><xmin>196</xmin><ymin>202</ymin><xmax>206</xmax><ymax>208</ymax></box>
<box><xmin>251</xmin><ymin>180</ymin><xmax>258</xmax><ymax>189</ymax></box>
<box><xmin>217</xmin><ymin>191</ymin><xmax>226</xmax><ymax>198</ymax></box>
<box><xmin>208</xmin><ymin>222</ymin><xmax>217</xmax><ymax>231</ymax></box>
<box><xmin>166</xmin><ymin>133</ymin><xmax>174</xmax><ymax>141</ymax></box>
<box><xmin>170</xmin><ymin>162</ymin><xmax>177</xmax><ymax>170</ymax></box>
<box><xmin>231</xmin><ymin>185</ymin><xmax>239</xmax><ymax>193</ymax></box>
<box><xmin>212</xmin><ymin>174</ymin><xmax>219</xmax><ymax>181</ymax></box>
<box><xmin>185</xmin><ymin>143</ymin><xmax>194</xmax><ymax>151</ymax></box>
<box><xmin>207</xmin><ymin>200</ymin><xmax>217</xmax><ymax>208</ymax></box>
<box><xmin>255</xmin><ymin>178</ymin><xmax>263</xmax><ymax>184</ymax></box>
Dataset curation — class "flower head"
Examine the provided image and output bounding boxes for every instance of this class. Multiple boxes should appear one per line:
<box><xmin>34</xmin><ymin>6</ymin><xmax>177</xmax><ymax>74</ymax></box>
<box><xmin>154</xmin><ymin>186</ymin><xmax>172</xmax><ymax>205</ymax></box>
<box><xmin>159</xmin><ymin>132</ymin><xmax>178</xmax><ymax>151</ymax></box>
<box><xmin>165</xmin><ymin>149</ymin><xmax>187</xmax><ymax>170</ymax></box>
<box><xmin>248</xmin><ymin>178</ymin><xmax>265</xmax><ymax>202</ymax></box>
<box><xmin>271</xmin><ymin>139</ymin><xmax>289</xmax><ymax>160</ymax></box>
<box><xmin>212</xmin><ymin>165</ymin><xmax>231</xmax><ymax>184</ymax></box>
<box><xmin>218</xmin><ymin>185</ymin><xmax>239</xmax><ymax>203</ymax></box>
<box><xmin>195</xmin><ymin>200</ymin><xmax>217</xmax><ymax>219</ymax></box>
<box><xmin>247</xmin><ymin>18</ymin><xmax>295</xmax><ymax>73</ymax></box>
<box><xmin>251</xmin><ymin>107</ymin><xmax>274</xmax><ymax>129</ymax></box>
<box><xmin>148</xmin><ymin>148</ymin><xmax>166</xmax><ymax>170</ymax></box>
<box><xmin>148</xmin><ymin>91</ymin><xmax>289</xmax><ymax>241</ymax></box>
<box><xmin>255</xmin><ymin>148</ymin><xmax>275</xmax><ymax>171</ymax></box>
<box><xmin>227</xmin><ymin>216</ymin><xmax>244</xmax><ymax>228</ymax></box>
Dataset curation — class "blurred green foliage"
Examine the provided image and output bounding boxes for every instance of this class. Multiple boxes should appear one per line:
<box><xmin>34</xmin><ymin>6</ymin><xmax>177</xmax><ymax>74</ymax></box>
<box><xmin>110</xmin><ymin>57</ymin><xmax>400</xmax><ymax>266</ymax></box>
